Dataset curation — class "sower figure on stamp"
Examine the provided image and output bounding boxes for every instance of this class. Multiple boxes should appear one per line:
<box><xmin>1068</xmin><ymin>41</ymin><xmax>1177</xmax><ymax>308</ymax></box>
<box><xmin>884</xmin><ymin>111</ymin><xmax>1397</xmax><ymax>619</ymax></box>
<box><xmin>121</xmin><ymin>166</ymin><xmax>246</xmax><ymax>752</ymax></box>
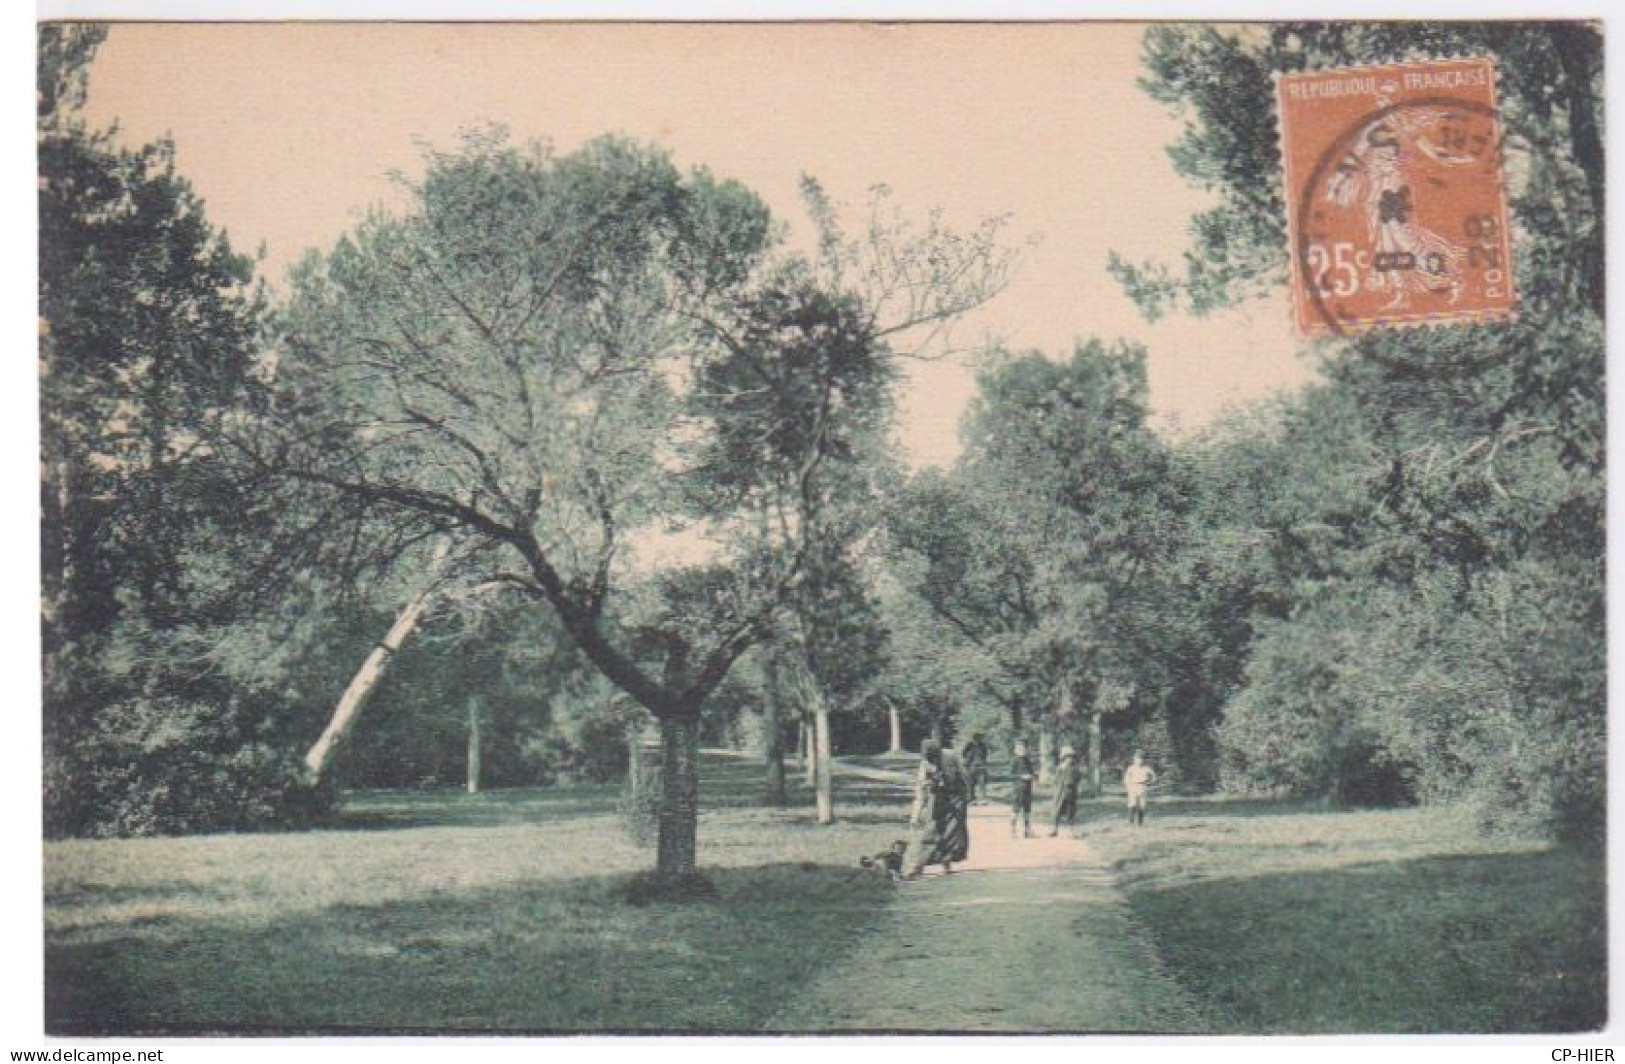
<box><xmin>1049</xmin><ymin>745</ymin><xmax>1082</xmax><ymax>837</ymax></box>
<box><xmin>1325</xmin><ymin>103</ymin><xmax>1475</xmax><ymax>310</ymax></box>
<box><xmin>1123</xmin><ymin>750</ymin><xmax>1157</xmax><ymax>826</ymax></box>
<box><xmin>902</xmin><ymin>739</ymin><xmax>971</xmax><ymax>878</ymax></box>
<box><xmin>1009</xmin><ymin>740</ymin><xmax>1036</xmax><ymax>838</ymax></box>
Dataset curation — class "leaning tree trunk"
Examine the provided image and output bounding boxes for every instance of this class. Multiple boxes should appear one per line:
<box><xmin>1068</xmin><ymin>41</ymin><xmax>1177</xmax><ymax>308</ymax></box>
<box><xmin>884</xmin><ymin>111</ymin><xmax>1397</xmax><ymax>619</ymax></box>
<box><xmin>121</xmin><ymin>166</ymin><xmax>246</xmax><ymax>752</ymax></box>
<box><xmin>466</xmin><ymin>694</ymin><xmax>482</xmax><ymax>795</ymax></box>
<box><xmin>887</xmin><ymin>698</ymin><xmax>903</xmax><ymax>755</ymax></box>
<box><xmin>303</xmin><ymin>570</ymin><xmax>443</xmax><ymax>785</ymax></box>
<box><xmin>656</xmin><ymin>714</ymin><xmax>701</xmax><ymax>881</ymax></box>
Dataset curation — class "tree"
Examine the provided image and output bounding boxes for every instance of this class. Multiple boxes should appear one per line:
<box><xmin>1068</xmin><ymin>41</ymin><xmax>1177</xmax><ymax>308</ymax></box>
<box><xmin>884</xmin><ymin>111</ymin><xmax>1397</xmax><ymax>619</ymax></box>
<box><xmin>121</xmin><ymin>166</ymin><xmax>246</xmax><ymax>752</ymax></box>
<box><xmin>741</xmin><ymin>177</ymin><xmax>1014</xmax><ymax>816</ymax></box>
<box><xmin>964</xmin><ymin>342</ymin><xmax>1186</xmax><ymax>783</ymax></box>
<box><xmin>886</xmin><ymin>342</ymin><xmax>1186</xmax><ymax>783</ymax></box>
<box><xmin>39</xmin><ymin>25</ymin><xmax>316</xmax><ymax>836</ymax></box>
<box><xmin>775</xmin><ymin>540</ymin><xmax>891</xmax><ymax>822</ymax></box>
<box><xmin>885</xmin><ymin>470</ymin><xmax>1040</xmax><ymax>726</ymax></box>
<box><xmin>256</xmin><ymin>132</ymin><xmax>1015</xmax><ymax>885</ymax></box>
<box><xmin>869</xmin><ymin>567</ymin><xmax>1007</xmax><ymax>748</ymax></box>
<box><xmin>1117</xmin><ymin>23</ymin><xmax>1604</xmax><ymax>834</ymax></box>
<box><xmin>40</xmin><ymin>27</ymin><xmax>265</xmax><ymax>639</ymax></box>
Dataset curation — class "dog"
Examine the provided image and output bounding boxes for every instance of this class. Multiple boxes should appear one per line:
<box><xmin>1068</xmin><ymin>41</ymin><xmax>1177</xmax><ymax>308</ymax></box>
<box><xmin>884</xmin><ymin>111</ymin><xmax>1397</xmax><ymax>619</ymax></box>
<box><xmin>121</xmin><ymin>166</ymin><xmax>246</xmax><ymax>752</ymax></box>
<box><xmin>859</xmin><ymin>839</ymin><xmax>909</xmax><ymax>882</ymax></box>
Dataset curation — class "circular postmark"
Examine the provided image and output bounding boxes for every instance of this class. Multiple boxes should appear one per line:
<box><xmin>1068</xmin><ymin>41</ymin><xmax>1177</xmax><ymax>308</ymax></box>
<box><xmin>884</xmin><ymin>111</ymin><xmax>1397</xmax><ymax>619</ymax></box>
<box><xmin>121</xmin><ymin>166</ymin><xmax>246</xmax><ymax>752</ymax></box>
<box><xmin>1295</xmin><ymin>94</ymin><xmax>1513</xmax><ymax>338</ymax></box>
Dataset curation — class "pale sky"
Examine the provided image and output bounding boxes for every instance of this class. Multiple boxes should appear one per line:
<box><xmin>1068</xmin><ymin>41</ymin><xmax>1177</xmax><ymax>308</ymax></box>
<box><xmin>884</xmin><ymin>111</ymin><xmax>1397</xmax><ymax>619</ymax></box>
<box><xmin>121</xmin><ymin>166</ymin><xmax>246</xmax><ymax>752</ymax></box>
<box><xmin>83</xmin><ymin>21</ymin><xmax>1317</xmax><ymax>467</ymax></box>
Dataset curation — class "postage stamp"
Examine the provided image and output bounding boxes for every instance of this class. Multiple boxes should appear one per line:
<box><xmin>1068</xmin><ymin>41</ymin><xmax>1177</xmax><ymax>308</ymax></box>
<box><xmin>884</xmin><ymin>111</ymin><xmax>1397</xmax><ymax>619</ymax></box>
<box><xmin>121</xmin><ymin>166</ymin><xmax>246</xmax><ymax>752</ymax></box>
<box><xmin>1277</xmin><ymin>57</ymin><xmax>1517</xmax><ymax>336</ymax></box>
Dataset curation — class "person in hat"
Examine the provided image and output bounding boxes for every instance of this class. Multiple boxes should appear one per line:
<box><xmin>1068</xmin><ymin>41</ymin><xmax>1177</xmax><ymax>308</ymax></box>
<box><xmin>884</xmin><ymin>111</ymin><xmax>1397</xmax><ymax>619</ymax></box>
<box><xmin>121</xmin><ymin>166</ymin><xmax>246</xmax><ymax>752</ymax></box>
<box><xmin>1123</xmin><ymin>750</ymin><xmax>1158</xmax><ymax>826</ymax></box>
<box><xmin>1050</xmin><ymin>744</ymin><xmax>1083</xmax><ymax>837</ymax></box>
<box><xmin>1009</xmin><ymin>740</ymin><xmax>1037</xmax><ymax>838</ymax></box>
<box><xmin>901</xmin><ymin>738</ymin><xmax>971</xmax><ymax>877</ymax></box>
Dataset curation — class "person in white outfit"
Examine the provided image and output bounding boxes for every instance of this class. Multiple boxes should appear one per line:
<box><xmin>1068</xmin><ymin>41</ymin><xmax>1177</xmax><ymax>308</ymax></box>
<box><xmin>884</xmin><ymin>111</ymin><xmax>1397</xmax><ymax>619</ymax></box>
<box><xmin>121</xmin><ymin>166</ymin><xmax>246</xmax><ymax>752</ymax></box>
<box><xmin>1123</xmin><ymin>751</ymin><xmax>1157</xmax><ymax>826</ymax></box>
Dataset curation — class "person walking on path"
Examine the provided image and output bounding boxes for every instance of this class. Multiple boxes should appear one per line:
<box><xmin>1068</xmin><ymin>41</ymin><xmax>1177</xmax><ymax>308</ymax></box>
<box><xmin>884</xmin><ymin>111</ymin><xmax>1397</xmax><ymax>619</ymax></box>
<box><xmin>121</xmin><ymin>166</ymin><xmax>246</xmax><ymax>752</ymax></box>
<box><xmin>1009</xmin><ymin>740</ymin><xmax>1037</xmax><ymax>838</ymax></box>
<box><xmin>902</xmin><ymin>739</ymin><xmax>971</xmax><ymax>877</ymax></box>
<box><xmin>963</xmin><ymin>732</ymin><xmax>991</xmax><ymax>804</ymax></box>
<box><xmin>1050</xmin><ymin>745</ymin><xmax>1083</xmax><ymax>837</ymax></box>
<box><xmin>1124</xmin><ymin>751</ymin><xmax>1158</xmax><ymax>826</ymax></box>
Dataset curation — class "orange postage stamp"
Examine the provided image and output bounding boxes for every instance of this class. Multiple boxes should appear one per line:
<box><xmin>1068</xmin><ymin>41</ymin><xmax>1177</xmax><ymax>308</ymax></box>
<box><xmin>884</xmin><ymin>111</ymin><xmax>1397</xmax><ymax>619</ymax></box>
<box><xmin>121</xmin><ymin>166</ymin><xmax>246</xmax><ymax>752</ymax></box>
<box><xmin>1277</xmin><ymin>57</ymin><xmax>1516</xmax><ymax>336</ymax></box>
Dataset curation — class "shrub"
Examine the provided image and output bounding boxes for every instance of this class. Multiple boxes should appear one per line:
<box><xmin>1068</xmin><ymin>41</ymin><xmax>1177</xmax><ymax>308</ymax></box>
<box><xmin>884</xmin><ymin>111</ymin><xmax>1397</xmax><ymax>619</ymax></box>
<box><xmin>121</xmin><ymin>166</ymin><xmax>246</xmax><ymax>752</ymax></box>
<box><xmin>563</xmin><ymin>710</ymin><xmax>631</xmax><ymax>783</ymax></box>
<box><xmin>1216</xmin><ymin>566</ymin><xmax>1604</xmax><ymax>839</ymax></box>
<box><xmin>49</xmin><ymin>692</ymin><xmax>331</xmax><ymax>837</ymax></box>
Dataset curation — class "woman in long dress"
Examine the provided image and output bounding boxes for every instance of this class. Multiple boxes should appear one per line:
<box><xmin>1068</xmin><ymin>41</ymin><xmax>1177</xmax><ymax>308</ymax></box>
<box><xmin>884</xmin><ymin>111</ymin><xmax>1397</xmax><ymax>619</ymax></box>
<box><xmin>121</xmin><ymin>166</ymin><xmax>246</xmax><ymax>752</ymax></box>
<box><xmin>902</xmin><ymin>739</ymin><xmax>971</xmax><ymax>878</ymax></box>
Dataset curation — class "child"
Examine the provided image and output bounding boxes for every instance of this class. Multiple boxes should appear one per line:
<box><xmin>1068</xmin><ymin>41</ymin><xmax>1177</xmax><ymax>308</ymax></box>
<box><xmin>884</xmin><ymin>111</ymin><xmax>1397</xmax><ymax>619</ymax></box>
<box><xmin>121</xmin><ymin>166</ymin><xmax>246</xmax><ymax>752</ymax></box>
<box><xmin>1123</xmin><ymin>751</ymin><xmax>1158</xmax><ymax>826</ymax></box>
<box><xmin>1010</xmin><ymin>741</ymin><xmax>1036</xmax><ymax>838</ymax></box>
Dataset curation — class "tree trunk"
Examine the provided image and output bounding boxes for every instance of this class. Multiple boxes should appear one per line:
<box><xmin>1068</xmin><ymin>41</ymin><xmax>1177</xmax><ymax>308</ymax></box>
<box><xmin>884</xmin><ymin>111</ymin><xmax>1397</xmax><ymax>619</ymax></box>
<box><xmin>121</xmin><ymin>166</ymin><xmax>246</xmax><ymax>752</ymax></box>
<box><xmin>1087</xmin><ymin>711</ymin><xmax>1103</xmax><ymax>798</ymax></box>
<box><xmin>656</xmin><ymin>714</ymin><xmax>701</xmax><ymax>880</ymax></box>
<box><xmin>1551</xmin><ymin>23</ymin><xmax>1605</xmax><ymax>312</ymax></box>
<box><xmin>466</xmin><ymin>694</ymin><xmax>482</xmax><ymax>795</ymax></box>
<box><xmin>761</xmin><ymin>648</ymin><xmax>787</xmax><ymax>806</ymax></box>
<box><xmin>40</xmin><ymin>459</ymin><xmax>74</xmax><ymax>702</ymax></box>
<box><xmin>1552</xmin><ymin>24</ymin><xmax>1605</xmax><ymax>220</ymax></box>
<box><xmin>302</xmin><ymin>556</ymin><xmax>446</xmax><ymax>784</ymax></box>
<box><xmin>763</xmin><ymin>709</ymin><xmax>787</xmax><ymax>808</ymax></box>
<box><xmin>803</xmin><ymin>715</ymin><xmax>816</xmax><ymax>785</ymax></box>
<box><xmin>780</xmin><ymin>623</ymin><xmax>834</xmax><ymax>823</ymax></box>
<box><xmin>41</xmin><ymin>459</ymin><xmax>72</xmax><ymax>628</ymax></box>
<box><xmin>813</xmin><ymin>699</ymin><xmax>834</xmax><ymax>825</ymax></box>
<box><xmin>1038</xmin><ymin>727</ymin><xmax>1055</xmax><ymax>784</ymax></box>
<box><xmin>887</xmin><ymin>699</ymin><xmax>903</xmax><ymax>755</ymax></box>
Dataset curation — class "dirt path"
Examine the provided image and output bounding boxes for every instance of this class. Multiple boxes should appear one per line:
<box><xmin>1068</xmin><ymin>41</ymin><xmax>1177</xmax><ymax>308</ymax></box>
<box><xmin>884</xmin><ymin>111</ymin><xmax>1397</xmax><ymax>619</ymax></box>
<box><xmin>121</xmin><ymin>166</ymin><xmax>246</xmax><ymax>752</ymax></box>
<box><xmin>769</xmin><ymin>800</ymin><xmax>1208</xmax><ymax>1033</ymax></box>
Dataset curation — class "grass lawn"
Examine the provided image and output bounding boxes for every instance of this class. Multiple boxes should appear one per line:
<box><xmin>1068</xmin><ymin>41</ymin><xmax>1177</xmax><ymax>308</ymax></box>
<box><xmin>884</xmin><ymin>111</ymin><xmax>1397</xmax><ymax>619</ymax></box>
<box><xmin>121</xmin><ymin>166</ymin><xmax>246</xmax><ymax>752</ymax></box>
<box><xmin>45</xmin><ymin>753</ymin><xmax>1609</xmax><ymax>1035</ymax></box>
<box><xmin>1081</xmin><ymin>796</ymin><xmax>1608</xmax><ymax>1033</ymax></box>
<box><xmin>45</xmin><ymin>751</ymin><xmax>910</xmax><ymax>1034</ymax></box>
